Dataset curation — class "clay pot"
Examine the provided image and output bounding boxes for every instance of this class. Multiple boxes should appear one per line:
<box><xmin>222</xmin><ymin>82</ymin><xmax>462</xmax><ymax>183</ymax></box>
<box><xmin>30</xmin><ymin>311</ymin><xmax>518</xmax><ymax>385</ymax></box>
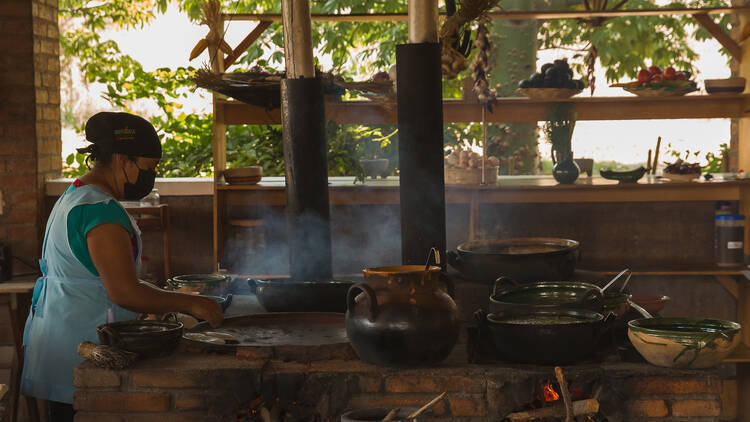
<box><xmin>346</xmin><ymin>265</ymin><xmax>459</xmax><ymax>366</ymax></box>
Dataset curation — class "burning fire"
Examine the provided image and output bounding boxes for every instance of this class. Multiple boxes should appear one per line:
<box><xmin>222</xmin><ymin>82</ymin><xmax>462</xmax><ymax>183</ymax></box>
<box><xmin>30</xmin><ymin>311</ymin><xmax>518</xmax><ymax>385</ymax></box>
<box><xmin>543</xmin><ymin>382</ymin><xmax>560</xmax><ymax>402</ymax></box>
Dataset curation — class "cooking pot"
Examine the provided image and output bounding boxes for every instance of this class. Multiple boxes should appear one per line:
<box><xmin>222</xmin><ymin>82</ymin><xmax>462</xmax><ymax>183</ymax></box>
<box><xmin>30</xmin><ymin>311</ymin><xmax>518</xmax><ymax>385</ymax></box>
<box><xmin>484</xmin><ymin>308</ymin><xmax>613</xmax><ymax>365</ymax></box>
<box><xmin>97</xmin><ymin>320</ymin><xmax>183</xmax><ymax>358</ymax></box>
<box><xmin>448</xmin><ymin>237</ymin><xmax>580</xmax><ymax>283</ymax></box>
<box><xmin>346</xmin><ymin>265</ymin><xmax>458</xmax><ymax>366</ymax></box>
<box><xmin>248</xmin><ymin>278</ymin><xmax>354</xmax><ymax>312</ymax></box>
<box><xmin>167</xmin><ymin>274</ymin><xmax>232</xmax><ymax>296</ymax></box>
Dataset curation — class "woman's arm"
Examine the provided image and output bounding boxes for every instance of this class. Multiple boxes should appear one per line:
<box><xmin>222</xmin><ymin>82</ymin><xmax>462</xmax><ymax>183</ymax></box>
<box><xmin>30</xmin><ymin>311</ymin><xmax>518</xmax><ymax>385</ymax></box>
<box><xmin>86</xmin><ymin>223</ymin><xmax>223</xmax><ymax>326</ymax></box>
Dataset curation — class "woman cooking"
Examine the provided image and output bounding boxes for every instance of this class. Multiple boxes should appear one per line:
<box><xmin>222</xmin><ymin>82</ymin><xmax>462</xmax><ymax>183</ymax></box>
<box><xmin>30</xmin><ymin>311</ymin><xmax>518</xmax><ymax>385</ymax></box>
<box><xmin>21</xmin><ymin>112</ymin><xmax>223</xmax><ymax>421</ymax></box>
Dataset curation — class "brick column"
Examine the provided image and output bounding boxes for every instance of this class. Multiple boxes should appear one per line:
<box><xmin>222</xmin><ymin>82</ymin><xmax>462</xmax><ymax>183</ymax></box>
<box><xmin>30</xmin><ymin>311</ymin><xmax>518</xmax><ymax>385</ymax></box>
<box><xmin>0</xmin><ymin>0</ymin><xmax>61</xmax><ymax>267</ymax></box>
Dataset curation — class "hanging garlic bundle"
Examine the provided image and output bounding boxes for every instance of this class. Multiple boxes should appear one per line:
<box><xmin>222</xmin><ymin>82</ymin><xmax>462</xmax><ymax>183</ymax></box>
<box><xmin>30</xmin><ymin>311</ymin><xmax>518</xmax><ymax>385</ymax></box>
<box><xmin>584</xmin><ymin>45</ymin><xmax>598</xmax><ymax>96</ymax></box>
<box><xmin>471</xmin><ymin>22</ymin><xmax>496</xmax><ymax>110</ymax></box>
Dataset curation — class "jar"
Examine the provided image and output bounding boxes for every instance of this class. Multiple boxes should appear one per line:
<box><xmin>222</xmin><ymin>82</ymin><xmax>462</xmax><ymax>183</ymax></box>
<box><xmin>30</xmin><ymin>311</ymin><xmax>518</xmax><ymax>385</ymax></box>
<box><xmin>140</xmin><ymin>189</ymin><xmax>160</xmax><ymax>207</ymax></box>
<box><xmin>714</xmin><ymin>214</ymin><xmax>745</xmax><ymax>266</ymax></box>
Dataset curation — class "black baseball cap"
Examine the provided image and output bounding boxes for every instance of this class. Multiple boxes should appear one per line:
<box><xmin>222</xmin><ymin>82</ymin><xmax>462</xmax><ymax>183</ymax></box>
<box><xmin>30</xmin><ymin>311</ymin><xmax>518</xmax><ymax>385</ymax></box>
<box><xmin>84</xmin><ymin>112</ymin><xmax>162</xmax><ymax>159</ymax></box>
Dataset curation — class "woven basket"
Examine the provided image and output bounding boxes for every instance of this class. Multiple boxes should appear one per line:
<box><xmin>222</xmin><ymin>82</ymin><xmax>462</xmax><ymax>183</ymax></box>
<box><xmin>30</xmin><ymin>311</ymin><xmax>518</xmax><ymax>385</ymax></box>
<box><xmin>517</xmin><ymin>88</ymin><xmax>582</xmax><ymax>99</ymax></box>
<box><xmin>445</xmin><ymin>166</ymin><xmax>498</xmax><ymax>185</ymax></box>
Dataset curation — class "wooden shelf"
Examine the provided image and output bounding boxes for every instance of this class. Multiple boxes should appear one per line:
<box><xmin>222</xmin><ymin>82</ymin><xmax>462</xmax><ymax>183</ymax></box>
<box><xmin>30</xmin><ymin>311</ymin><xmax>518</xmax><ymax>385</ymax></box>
<box><xmin>579</xmin><ymin>264</ymin><xmax>746</xmax><ymax>276</ymax></box>
<box><xmin>218</xmin><ymin>94</ymin><xmax>750</xmax><ymax>125</ymax></box>
<box><xmin>725</xmin><ymin>343</ymin><xmax>750</xmax><ymax>363</ymax></box>
<box><xmin>217</xmin><ymin>177</ymin><xmax>750</xmax><ymax>206</ymax></box>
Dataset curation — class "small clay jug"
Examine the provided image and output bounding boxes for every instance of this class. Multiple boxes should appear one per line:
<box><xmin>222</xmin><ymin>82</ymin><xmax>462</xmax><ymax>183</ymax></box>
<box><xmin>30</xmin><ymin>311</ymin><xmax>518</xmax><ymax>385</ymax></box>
<box><xmin>346</xmin><ymin>265</ymin><xmax>458</xmax><ymax>366</ymax></box>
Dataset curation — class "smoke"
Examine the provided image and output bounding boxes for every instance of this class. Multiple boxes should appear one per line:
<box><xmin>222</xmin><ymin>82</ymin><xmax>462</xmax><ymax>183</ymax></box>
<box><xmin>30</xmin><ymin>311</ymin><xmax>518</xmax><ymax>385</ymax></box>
<box><xmin>221</xmin><ymin>204</ymin><xmax>402</xmax><ymax>278</ymax></box>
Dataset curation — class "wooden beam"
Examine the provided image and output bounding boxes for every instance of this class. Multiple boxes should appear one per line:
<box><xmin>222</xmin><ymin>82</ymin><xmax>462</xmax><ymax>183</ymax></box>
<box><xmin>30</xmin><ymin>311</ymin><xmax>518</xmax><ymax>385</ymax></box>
<box><xmin>222</xmin><ymin>6</ymin><xmax>750</xmax><ymax>22</ymax></box>
<box><xmin>693</xmin><ymin>13</ymin><xmax>742</xmax><ymax>62</ymax></box>
<box><xmin>715</xmin><ymin>275</ymin><xmax>740</xmax><ymax>300</ymax></box>
<box><xmin>223</xmin><ymin>20</ymin><xmax>271</xmax><ymax>68</ymax></box>
<box><xmin>218</xmin><ymin>94</ymin><xmax>750</xmax><ymax>125</ymax></box>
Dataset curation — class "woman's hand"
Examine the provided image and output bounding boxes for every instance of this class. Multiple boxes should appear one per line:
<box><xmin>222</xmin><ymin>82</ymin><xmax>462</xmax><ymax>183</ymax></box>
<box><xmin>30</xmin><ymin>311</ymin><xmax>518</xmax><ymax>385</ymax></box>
<box><xmin>188</xmin><ymin>296</ymin><xmax>224</xmax><ymax>328</ymax></box>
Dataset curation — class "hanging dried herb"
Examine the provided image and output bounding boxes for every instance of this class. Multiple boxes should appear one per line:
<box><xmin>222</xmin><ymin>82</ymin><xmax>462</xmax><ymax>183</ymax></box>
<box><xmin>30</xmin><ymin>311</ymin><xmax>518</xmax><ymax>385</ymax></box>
<box><xmin>471</xmin><ymin>22</ymin><xmax>496</xmax><ymax>111</ymax></box>
<box><xmin>584</xmin><ymin>45</ymin><xmax>598</xmax><ymax>96</ymax></box>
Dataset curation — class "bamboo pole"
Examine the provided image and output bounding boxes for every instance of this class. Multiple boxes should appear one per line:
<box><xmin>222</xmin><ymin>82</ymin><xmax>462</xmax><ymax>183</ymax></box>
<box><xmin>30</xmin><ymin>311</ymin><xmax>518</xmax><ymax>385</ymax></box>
<box><xmin>282</xmin><ymin>0</ymin><xmax>315</xmax><ymax>78</ymax></box>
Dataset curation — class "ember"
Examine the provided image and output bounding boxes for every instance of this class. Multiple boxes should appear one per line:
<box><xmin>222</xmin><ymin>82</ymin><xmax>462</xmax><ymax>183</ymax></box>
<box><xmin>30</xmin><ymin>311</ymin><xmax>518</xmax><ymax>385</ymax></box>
<box><xmin>542</xmin><ymin>382</ymin><xmax>560</xmax><ymax>402</ymax></box>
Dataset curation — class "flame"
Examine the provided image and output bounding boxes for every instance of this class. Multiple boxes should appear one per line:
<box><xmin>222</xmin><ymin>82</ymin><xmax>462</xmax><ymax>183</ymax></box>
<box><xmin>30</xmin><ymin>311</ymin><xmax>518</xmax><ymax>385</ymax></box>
<box><xmin>543</xmin><ymin>383</ymin><xmax>560</xmax><ymax>402</ymax></box>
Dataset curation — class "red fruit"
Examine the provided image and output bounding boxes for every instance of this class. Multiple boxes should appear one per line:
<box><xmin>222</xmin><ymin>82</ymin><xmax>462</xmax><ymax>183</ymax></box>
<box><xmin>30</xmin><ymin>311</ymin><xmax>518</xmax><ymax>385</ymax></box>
<box><xmin>675</xmin><ymin>72</ymin><xmax>687</xmax><ymax>81</ymax></box>
<box><xmin>648</xmin><ymin>65</ymin><xmax>662</xmax><ymax>75</ymax></box>
<box><xmin>373</xmin><ymin>71</ymin><xmax>390</xmax><ymax>82</ymax></box>
<box><xmin>664</xmin><ymin>66</ymin><xmax>676</xmax><ymax>80</ymax></box>
<box><xmin>637</xmin><ymin>69</ymin><xmax>651</xmax><ymax>85</ymax></box>
<box><xmin>650</xmin><ymin>74</ymin><xmax>664</xmax><ymax>83</ymax></box>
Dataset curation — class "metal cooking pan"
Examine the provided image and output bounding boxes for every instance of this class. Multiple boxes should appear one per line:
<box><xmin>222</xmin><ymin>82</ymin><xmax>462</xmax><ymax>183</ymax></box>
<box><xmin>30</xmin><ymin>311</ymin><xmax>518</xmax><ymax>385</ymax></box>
<box><xmin>248</xmin><ymin>278</ymin><xmax>354</xmax><ymax>312</ymax></box>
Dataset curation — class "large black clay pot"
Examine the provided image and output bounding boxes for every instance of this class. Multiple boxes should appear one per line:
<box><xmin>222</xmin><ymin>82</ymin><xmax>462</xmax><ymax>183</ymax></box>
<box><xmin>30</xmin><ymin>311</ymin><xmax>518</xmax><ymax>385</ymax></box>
<box><xmin>248</xmin><ymin>278</ymin><xmax>353</xmax><ymax>312</ymax></box>
<box><xmin>346</xmin><ymin>266</ymin><xmax>459</xmax><ymax>366</ymax></box>
<box><xmin>448</xmin><ymin>237</ymin><xmax>580</xmax><ymax>283</ymax></box>
<box><xmin>485</xmin><ymin>308</ymin><xmax>612</xmax><ymax>365</ymax></box>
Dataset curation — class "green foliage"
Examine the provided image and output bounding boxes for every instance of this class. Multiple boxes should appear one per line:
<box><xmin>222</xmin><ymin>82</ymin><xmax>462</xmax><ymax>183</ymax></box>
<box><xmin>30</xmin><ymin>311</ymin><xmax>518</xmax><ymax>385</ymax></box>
<box><xmin>539</xmin><ymin>0</ymin><xmax>731</xmax><ymax>82</ymax></box>
<box><xmin>544</xmin><ymin>102</ymin><xmax>577</xmax><ymax>156</ymax></box>
<box><xmin>59</xmin><ymin>0</ymin><xmax>734</xmax><ymax>179</ymax></box>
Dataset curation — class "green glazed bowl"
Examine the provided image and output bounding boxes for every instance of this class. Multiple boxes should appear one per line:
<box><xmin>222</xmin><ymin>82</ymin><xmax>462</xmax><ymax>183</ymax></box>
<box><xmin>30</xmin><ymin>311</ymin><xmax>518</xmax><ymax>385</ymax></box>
<box><xmin>628</xmin><ymin>317</ymin><xmax>741</xmax><ymax>369</ymax></box>
<box><xmin>599</xmin><ymin>166</ymin><xmax>647</xmax><ymax>183</ymax></box>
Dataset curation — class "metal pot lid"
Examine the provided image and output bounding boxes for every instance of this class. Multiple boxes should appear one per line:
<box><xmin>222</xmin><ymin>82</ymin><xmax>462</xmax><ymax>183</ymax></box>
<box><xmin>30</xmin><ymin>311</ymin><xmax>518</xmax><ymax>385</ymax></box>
<box><xmin>457</xmin><ymin>237</ymin><xmax>579</xmax><ymax>256</ymax></box>
<box><xmin>171</xmin><ymin>274</ymin><xmax>230</xmax><ymax>284</ymax></box>
<box><xmin>487</xmin><ymin>308</ymin><xmax>604</xmax><ymax>325</ymax></box>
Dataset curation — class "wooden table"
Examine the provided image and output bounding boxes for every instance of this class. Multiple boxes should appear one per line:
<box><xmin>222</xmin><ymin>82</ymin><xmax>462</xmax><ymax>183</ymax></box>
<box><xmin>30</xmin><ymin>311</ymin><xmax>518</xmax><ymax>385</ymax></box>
<box><xmin>0</xmin><ymin>278</ymin><xmax>39</xmax><ymax>422</ymax></box>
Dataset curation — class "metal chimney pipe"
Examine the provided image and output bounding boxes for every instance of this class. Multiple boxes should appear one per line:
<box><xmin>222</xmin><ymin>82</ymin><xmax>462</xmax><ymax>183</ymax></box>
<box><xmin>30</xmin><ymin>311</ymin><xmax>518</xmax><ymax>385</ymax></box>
<box><xmin>397</xmin><ymin>0</ymin><xmax>446</xmax><ymax>265</ymax></box>
<box><xmin>281</xmin><ymin>0</ymin><xmax>333</xmax><ymax>280</ymax></box>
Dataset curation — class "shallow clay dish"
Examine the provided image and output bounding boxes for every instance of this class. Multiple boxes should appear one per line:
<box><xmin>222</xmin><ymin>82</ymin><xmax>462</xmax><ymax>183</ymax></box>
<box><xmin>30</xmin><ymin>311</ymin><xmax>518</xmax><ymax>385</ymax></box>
<box><xmin>662</xmin><ymin>172</ymin><xmax>701</xmax><ymax>182</ymax></box>
<box><xmin>517</xmin><ymin>88</ymin><xmax>582</xmax><ymax>99</ymax></box>
<box><xmin>628</xmin><ymin>317</ymin><xmax>741</xmax><ymax>369</ymax></box>
<box><xmin>705</xmin><ymin>77</ymin><xmax>745</xmax><ymax>95</ymax></box>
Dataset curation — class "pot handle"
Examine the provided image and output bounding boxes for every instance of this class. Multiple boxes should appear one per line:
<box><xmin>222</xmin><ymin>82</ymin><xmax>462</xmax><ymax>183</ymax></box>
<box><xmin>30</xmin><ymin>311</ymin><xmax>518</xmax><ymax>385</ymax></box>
<box><xmin>439</xmin><ymin>273</ymin><xmax>456</xmax><ymax>298</ymax></box>
<box><xmin>577</xmin><ymin>288</ymin><xmax>604</xmax><ymax>310</ymax></box>
<box><xmin>446</xmin><ymin>250</ymin><xmax>461</xmax><ymax>269</ymax></box>
<box><xmin>492</xmin><ymin>276</ymin><xmax>517</xmax><ymax>297</ymax></box>
<box><xmin>347</xmin><ymin>282</ymin><xmax>378</xmax><ymax>321</ymax></box>
<box><xmin>247</xmin><ymin>278</ymin><xmax>259</xmax><ymax>294</ymax></box>
<box><xmin>98</xmin><ymin>326</ymin><xmax>123</xmax><ymax>348</ymax></box>
<box><xmin>165</xmin><ymin>278</ymin><xmax>177</xmax><ymax>291</ymax></box>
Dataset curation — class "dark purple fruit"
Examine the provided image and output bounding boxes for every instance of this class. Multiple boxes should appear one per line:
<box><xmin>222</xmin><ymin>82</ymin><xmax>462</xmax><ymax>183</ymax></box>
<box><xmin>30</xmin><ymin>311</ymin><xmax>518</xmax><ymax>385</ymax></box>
<box><xmin>519</xmin><ymin>79</ymin><xmax>532</xmax><ymax>89</ymax></box>
<box><xmin>541</xmin><ymin>63</ymin><xmax>554</xmax><ymax>74</ymax></box>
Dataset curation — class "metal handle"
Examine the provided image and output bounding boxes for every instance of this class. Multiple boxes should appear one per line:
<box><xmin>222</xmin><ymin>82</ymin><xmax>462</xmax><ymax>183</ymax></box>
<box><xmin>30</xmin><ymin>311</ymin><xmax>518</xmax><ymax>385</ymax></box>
<box><xmin>165</xmin><ymin>278</ymin><xmax>177</xmax><ymax>290</ymax></box>
<box><xmin>347</xmin><ymin>282</ymin><xmax>378</xmax><ymax>322</ymax></box>
<box><xmin>578</xmin><ymin>288</ymin><xmax>604</xmax><ymax>310</ymax></box>
<box><xmin>221</xmin><ymin>294</ymin><xmax>233</xmax><ymax>312</ymax></box>
<box><xmin>98</xmin><ymin>326</ymin><xmax>123</xmax><ymax>348</ymax></box>
<box><xmin>628</xmin><ymin>299</ymin><xmax>653</xmax><ymax>319</ymax></box>
<box><xmin>492</xmin><ymin>276</ymin><xmax>517</xmax><ymax>297</ymax></box>
<box><xmin>446</xmin><ymin>250</ymin><xmax>461</xmax><ymax>268</ymax></box>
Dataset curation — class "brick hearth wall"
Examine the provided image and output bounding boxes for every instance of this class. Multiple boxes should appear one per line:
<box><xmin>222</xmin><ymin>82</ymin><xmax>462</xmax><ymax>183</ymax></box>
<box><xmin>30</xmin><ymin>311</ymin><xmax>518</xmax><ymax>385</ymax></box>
<box><xmin>73</xmin><ymin>354</ymin><xmax>728</xmax><ymax>422</ymax></box>
<box><xmin>0</xmin><ymin>0</ymin><xmax>61</xmax><ymax>265</ymax></box>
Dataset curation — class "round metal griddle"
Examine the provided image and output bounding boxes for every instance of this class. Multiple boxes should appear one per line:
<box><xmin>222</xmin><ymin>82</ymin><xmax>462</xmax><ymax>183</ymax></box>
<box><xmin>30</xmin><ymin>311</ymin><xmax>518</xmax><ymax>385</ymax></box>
<box><xmin>182</xmin><ymin>313</ymin><xmax>351</xmax><ymax>357</ymax></box>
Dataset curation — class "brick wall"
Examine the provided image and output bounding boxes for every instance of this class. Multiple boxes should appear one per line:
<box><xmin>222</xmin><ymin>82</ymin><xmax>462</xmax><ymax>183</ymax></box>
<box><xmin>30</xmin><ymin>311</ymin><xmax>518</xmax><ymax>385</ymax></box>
<box><xmin>0</xmin><ymin>0</ymin><xmax>61</xmax><ymax>266</ymax></box>
<box><xmin>73</xmin><ymin>352</ymin><xmax>730</xmax><ymax>422</ymax></box>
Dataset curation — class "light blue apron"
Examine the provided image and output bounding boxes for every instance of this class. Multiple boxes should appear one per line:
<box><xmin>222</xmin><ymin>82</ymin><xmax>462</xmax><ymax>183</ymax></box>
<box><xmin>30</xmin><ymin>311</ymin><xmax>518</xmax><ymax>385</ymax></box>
<box><xmin>21</xmin><ymin>184</ymin><xmax>140</xmax><ymax>404</ymax></box>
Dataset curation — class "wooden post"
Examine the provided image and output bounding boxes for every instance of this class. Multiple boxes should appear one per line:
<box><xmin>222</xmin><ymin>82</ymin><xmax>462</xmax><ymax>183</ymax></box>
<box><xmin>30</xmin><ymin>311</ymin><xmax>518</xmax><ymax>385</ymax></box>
<box><xmin>282</xmin><ymin>0</ymin><xmax>315</xmax><ymax>78</ymax></box>
<box><xmin>408</xmin><ymin>0</ymin><xmax>438</xmax><ymax>43</ymax></box>
<box><xmin>207</xmin><ymin>1</ymin><xmax>227</xmax><ymax>270</ymax></box>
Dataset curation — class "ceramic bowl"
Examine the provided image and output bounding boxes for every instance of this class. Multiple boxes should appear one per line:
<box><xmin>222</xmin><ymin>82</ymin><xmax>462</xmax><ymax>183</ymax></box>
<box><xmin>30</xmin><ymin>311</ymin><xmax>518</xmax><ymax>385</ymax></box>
<box><xmin>705</xmin><ymin>77</ymin><xmax>745</xmax><ymax>95</ymax></box>
<box><xmin>224</xmin><ymin>166</ymin><xmax>262</xmax><ymax>185</ymax></box>
<box><xmin>600</xmin><ymin>166</ymin><xmax>647</xmax><ymax>183</ymax></box>
<box><xmin>628</xmin><ymin>317</ymin><xmax>741</xmax><ymax>369</ymax></box>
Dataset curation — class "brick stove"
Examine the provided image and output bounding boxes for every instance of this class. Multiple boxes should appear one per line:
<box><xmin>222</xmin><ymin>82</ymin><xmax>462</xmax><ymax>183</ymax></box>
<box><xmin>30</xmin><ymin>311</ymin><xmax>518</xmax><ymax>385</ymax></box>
<box><xmin>73</xmin><ymin>343</ymin><xmax>731</xmax><ymax>422</ymax></box>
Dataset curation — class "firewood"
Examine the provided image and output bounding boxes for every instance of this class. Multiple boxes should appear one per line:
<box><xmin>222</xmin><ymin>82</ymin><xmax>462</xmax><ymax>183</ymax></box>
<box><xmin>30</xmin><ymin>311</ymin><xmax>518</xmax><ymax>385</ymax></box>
<box><xmin>506</xmin><ymin>399</ymin><xmax>599</xmax><ymax>422</ymax></box>
<box><xmin>554</xmin><ymin>366</ymin><xmax>574</xmax><ymax>422</ymax></box>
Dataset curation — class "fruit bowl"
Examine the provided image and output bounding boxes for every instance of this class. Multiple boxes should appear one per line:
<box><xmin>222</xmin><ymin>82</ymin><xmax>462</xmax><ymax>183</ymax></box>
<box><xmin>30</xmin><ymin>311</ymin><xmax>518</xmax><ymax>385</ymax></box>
<box><xmin>517</xmin><ymin>88</ymin><xmax>582</xmax><ymax>99</ymax></box>
<box><xmin>616</xmin><ymin>80</ymin><xmax>698</xmax><ymax>97</ymax></box>
<box><xmin>662</xmin><ymin>171</ymin><xmax>701</xmax><ymax>182</ymax></box>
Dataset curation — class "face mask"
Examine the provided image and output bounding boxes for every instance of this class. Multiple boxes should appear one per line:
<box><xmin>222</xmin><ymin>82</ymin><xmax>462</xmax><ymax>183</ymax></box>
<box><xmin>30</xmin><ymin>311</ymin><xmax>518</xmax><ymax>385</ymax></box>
<box><xmin>122</xmin><ymin>162</ymin><xmax>156</xmax><ymax>200</ymax></box>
